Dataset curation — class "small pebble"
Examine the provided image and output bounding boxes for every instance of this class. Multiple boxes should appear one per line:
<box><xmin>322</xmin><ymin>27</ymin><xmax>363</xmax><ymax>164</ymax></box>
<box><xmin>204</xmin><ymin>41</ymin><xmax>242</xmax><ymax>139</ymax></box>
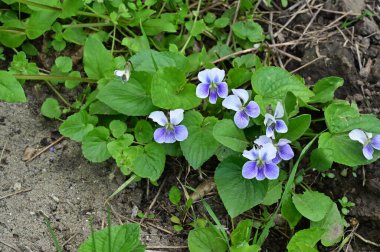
<box><xmin>131</xmin><ymin>205</ymin><xmax>139</xmax><ymax>219</ymax></box>
<box><xmin>353</xmin><ymin>93</ymin><xmax>363</xmax><ymax>102</ymax></box>
<box><xmin>51</xmin><ymin>195</ymin><xmax>60</xmax><ymax>203</ymax></box>
<box><xmin>13</xmin><ymin>182</ymin><xmax>22</xmax><ymax>191</ymax></box>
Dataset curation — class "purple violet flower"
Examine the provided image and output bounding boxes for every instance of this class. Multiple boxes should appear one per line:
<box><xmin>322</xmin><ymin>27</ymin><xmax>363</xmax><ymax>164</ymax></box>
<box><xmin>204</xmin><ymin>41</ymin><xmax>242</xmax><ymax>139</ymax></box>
<box><xmin>264</xmin><ymin>102</ymin><xmax>288</xmax><ymax>138</ymax></box>
<box><xmin>196</xmin><ymin>68</ymin><xmax>228</xmax><ymax>104</ymax></box>
<box><xmin>222</xmin><ymin>89</ymin><xmax>260</xmax><ymax>129</ymax></box>
<box><xmin>349</xmin><ymin>129</ymin><xmax>380</xmax><ymax>160</ymax></box>
<box><xmin>242</xmin><ymin>143</ymin><xmax>279</xmax><ymax>180</ymax></box>
<box><xmin>254</xmin><ymin>136</ymin><xmax>294</xmax><ymax>164</ymax></box>
<box><xmin>149</xmin><ymin>109</ymin><xmax>188</xmax><ymax>144</ymax></box>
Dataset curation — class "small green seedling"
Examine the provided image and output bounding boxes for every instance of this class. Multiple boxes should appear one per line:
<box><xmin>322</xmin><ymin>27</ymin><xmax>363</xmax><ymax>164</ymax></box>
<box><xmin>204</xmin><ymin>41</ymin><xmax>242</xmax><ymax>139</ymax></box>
<box><xmin>338</xmin><ymin>196</ymin><xmax>355</xmax><ymax>215</ymax></box>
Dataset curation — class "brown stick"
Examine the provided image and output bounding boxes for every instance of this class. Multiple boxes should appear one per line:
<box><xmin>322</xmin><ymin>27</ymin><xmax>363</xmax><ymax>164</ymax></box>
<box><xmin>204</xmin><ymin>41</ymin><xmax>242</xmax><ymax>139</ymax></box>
<box><xmin>292</xmin><ymin>5</ymin><xmax>323</xmax><ymax>49</ymax></box>
<box><xmin>0</xmin><ymin>188</ymin><xmax>32</xmax><ymax>200</ymax></box>
<box><xmin>140</xmin><ymin>177</ymin><xmax>167</xmax><ymax>224</ymax></box>
<box><xmin>226</xmin><ymin>0</ymin><xmax>241</xmax><ymax>46</ymax></box>
<box><xmin>354</xmin><ymin>233</ymin><xmax>380</xmax><ymax>247</ymax></box>
<box><xmin>0</xmin><ymin>240</ymin><xmax>21</xmax><ymax>252</ymax></box>
<box><xmin>26</xmin><ymin>136</ymin><xmax>64</xmax><ymax>162</ymax></box>
<box><xmin>290</xmin><ymin>56</ymin><xmax>325</xmax><ymax>73</ymax></box>
<box><xmin>0</xmin><ymin>140</ymin><xmax>7</xmax><ymax>162</ymax></box>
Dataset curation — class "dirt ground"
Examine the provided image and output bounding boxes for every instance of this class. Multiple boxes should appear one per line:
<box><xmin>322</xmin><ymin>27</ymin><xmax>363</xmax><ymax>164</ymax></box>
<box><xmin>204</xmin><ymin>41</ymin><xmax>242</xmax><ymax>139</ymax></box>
<box><xmin>1</xmin><ymin>0</ymin><xmax>380</xmax><ymax>251</ymax></box>
<box><xmin>0</xmin><ymin>100</ymin><xmax>187</xmax><ymax>251</ymax></box>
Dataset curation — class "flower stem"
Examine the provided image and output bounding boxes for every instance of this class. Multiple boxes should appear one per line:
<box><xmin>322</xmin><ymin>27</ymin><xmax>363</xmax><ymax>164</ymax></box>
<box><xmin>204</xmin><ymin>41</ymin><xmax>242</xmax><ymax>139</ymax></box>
<box><xmin>62</xmin><ymin>22</ymin><xmax>113</xmax><ymax>29</ymax></box>
<box><xmin>256</xmin><ymin>134</ymin><xmax>321</xmax><ymax>246</ymax></box>
<box><xmin>311</xmin><ymin>118</ymin><xmax>325</xmax><ymax>122</ymax></box>
<box><xmin>44</xmin><ymin>81</ymin><xmax>71</xmax><ymax>107</ymax></box>
<box><xmin>111</xmin><ymin>24</ymin><xmax>116</xmax><ymax>55</ymax></box>
<box><xmin>13</xmin><ymin>74</ymin><xmax>97</xmax><ymax>83</ymax></box>
<box><xmin>180</xmin><ymin>0</ymin><xmax>203</xmax><ymax>54</ymax></box>
<box><xmin>106</xmin><ymin>174</ymin><xmax>138</xmax><ymax>202</ymax></box>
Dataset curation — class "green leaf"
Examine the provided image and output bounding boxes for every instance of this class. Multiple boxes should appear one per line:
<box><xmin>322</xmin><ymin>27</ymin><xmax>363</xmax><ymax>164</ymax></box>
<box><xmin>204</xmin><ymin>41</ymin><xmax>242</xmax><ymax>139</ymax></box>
<box><xmin>284</xmin><ymin>91</ymin><xmax>299</xmax><ymax>117</ymax></box>
<box><xmin>84</xmin><ymin>36</ymin><xmax>114</xmax><ymax>79</ymax></box>
<box><xmin>281</xmin><ymin>190</ymin><xmax>302</xmax><ymax>229</ymax></box>
<box><xmin>292</xmin><ymin>191</ymin><xmax>334</xmax><ymax>222</ymax></box>
<box><xmin>325</xmin><ymin>102</ymin><xmax>380</xmax><ymax>134</ymax></box>
<box><xmin>89</xmin><ymin>101</ymin><xmax>118</xmax><ymax>115</ymax></box>
<box><xmin>97</xmin><ymin>74</ymin><xmax>156</xmax><ymax>116</ymax></box>
<box><xmin>214</xmin><ymin>17</ymin><xmax>230</xmax><ymax>28</ymax></box>
<box><xmin>130</xmin><ymin>50</ymin><xmax>189</xmax><ymax>73</ymax></box>
<box><xmin>232</xmin><ymin>54</ymin><xmax>262</xmax><ymax>69</ymax></box>
<box><xmin>55</xmin><ymin>56</ymin><xmax>72</xmax><ymax>73</ymax></box>
<box><xmin>163</xmin><ymin>142</ymin><xmax>182</xmax><ymax>157</ymax></box>
<box><xmin>0</xmin><ymin>19</ymin><xmax>26</xmax><ymax>48</ymax></box>
<box><xmin>151</xmin><ymin>67</ymin><xmax>201</xmax><ymax>110</ymax></box>
<box><xmin>22</xmin><ymin>0</ymin><xmax>61</xmax><ymax>10</ymax></box>
<box><xmin>26</xmin><ymin>10</ymin><xmax>60</xmax><ymax>39</ymax></box>
<box><xmin>41</xmin><ymin>98</ymin><xmax>61</xmax><ymax>119</ymax></box>
<box><xmin>82</xmin><ymin>127</ymin><xmax>111</xmax><ymax>163</ymax></box>
<box><xmin>121</xmin><ymin>36</ymin><xmax>150</xmax><ymax>53</ymax></box>
<box><xmin>310</xmin><ymin>148</ymin><xmax>333</xmax><ymax>172</ymax></box>
<box><xmin>170</xmin><ymin>215</ymin><xmax>181</xmax><ymax>224</ymax></box>
<box><xmin>168</xmin><ymin>186</ymin><xmax>181</xmax><ymax>206</ymax></box>
<box><xmin>61</xmin><ymin>0</ymin><xmax>84</xmax><ymax>18</ymax></box>
<box><xmin>173</xmin><ymin>225</ymin><xmax>183</xmax><ymax>232</ymax></box>
<box><xmin>143</xmin><ymin>19</ymin><xmax>176</xmax><ymax>35</ymax></box>
<box><xmin>134</xmin><ymin>120</ymin><xmax>153</xmax><ymax>143</ymax></box>
<box><xmin>107</xmin><ymin>134</ymin><xmax>134</xmax><ymax>158</ymax></box>
<box><xmin>188</xmin><ymin>227</ymin><xmax>228</xmax><ymax>252</ymax></box>
<box><xmin>187</xmin><ymin>19</ymin><xmax>207</xmax><ymax>36</ymax></box>
<box><xmin>252</xmin><ymin>67</ymin><xmax>314</xmax><ymax>104</ymax></box>
<box><xmin>318</xmin><ymin>132</ymin><xmax>380</xmax><ymax>166</ymax></box>
<box><xmin>231</xmin><ymin>220</ymin><xmax>253</xmax><ymax>246</ymax></box>
<box><xmin>59</xmin><ymin>110</ymin><xmax>98</xmax><ymax>142</ymax></box>
<box><xmin>180</xmin><ymin>111</ymin><xmax>220</xmax><ymax>169</ymax></box>
<box><xmin>281</xmin><ymin>0</ymin><xmax>288</xmax><ymax>7</ymax></box>
<box><xmin>262</xmin><ymin>179</ymin><xmax>283</xmax><ymax>206</ymax></box>
<box><xmin>280</xmin><ymin>114</ymin><xmax>311</xmax><ymax>141</ymax></box>
<box><xmin>227</xmin><ymin>68</ymin><xmax>252</xmax><ymax>89</ymax></box>
<box><xmin>109</xmin><ymin>120</ymin><xmax>127</xmax><ymax>138</ymax></box>
<box><xmin>78</xmin><ymin>223</ymin><xmax>145</xmax><ymax>252</ymax></box>
<box><xmin>63</xmin><ymin>27</ymin><xmax>87</xmax><ymax>45</ymax></box>
<box><xmin>22</xmin><ymin>42</ymin><xmax>38</xmax><ymax>56</ymax></box>
<box><xmin>230</xmin><ymin>243</ymin><xmax>260</xmax><ymax>252</ymax></box>
<box><xmin>8</xmin><ymin>51</ymin><xmax>39</xmax><ymax>75</ymax></box>
<box><xmin>310</xmin><ymin>203</ymin><xmax>345</xmax><ymax>246</ymax></box>
<box><xmin>215</xmin><ymin>157</ymin><xmax>268</xmax><ymax>218</ymax></box>
<box><xmin>287</xmin><ymin>228</ymin><xmax>324</xmax><ymax>252</ymax></box>
<box><xmin>310</xmin><ymin>77</ymin><xmax>344</xmax><ymax>103</ymax></box>
<box><xmin>65</xmin><ymin>71</ymin><xmax>81</xmax><ymax>89</ymax></box>
<box><xmin>232</xmin><ymin>20</ymin><xmax>264</xmax><ymax>43</ymax></box>
<box><xmin>204</xmin><ymin>12</ymin><xmax>216</xmax><ymax>24</ymax></box>
<box><xmin>213</xmin><ymin>119</ymin><xmax>248</xmax><ymax>152</ymax></box>
<box><xmin>133</xmin><ymin>143</ymin><xmax>166</xmax><ymax>181</ymax></box>
<box><xmin>0</xmin><ymin>70</ymin><xmax>26</xmax><ymax>102</ymax></box>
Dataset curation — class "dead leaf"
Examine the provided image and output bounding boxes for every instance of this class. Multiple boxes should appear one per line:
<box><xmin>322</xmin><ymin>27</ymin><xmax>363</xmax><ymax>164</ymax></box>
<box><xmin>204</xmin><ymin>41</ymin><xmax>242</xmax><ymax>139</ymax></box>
<box><xmin>190</xmin><ymin>179</ymin><xmax>215</xmax><ymax>201</ymax></box>
<box><xmin>23</xmin><ymin>146</ymin><xmax>37</xmax><ymax>161</ymax></box>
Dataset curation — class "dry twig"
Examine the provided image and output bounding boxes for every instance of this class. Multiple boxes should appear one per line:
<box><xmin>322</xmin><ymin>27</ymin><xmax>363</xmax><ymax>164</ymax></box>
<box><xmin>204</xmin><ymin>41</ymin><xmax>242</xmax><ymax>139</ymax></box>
<box><xmin>291</xmin><ymin>56</ymin><xmax>325</xmax><ymax>73</ymax></box>
<box><xmin>0</xmin><ymin>188</ymin><xmax>32</xmax><ymax>200</ymax></box>
<box><xmin>26</xmin><ymin>136</ymin><xmax>64</xmax><ymax>162</ymax></box>
<box><xmin>0</xmin><ymin>240</ymin><xmax>21</xmax><ymax>252</ymax></box>
<box><xmin>140</xmin><ymin>177</ymin><xmax>167</xmax><ymax>224</ymax></box>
